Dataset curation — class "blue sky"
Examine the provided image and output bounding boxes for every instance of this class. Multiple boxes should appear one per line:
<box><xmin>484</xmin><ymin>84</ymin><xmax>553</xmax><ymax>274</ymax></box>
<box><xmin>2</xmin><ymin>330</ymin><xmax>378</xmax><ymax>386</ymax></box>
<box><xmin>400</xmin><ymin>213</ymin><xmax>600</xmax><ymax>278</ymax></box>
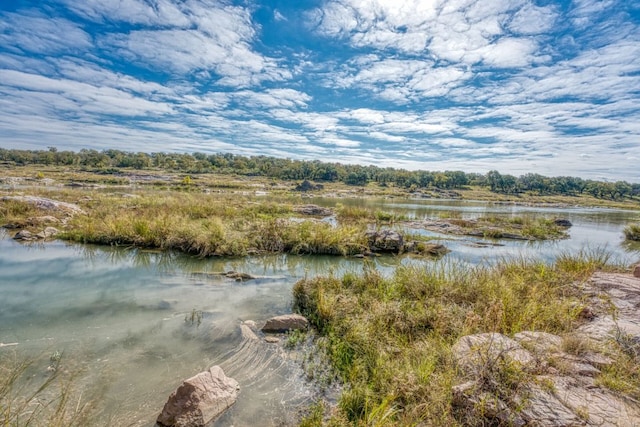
<box><xmin>0</xmin><ymin>0</ymin><xmax>639</xmax><ymax>181</ymax></box>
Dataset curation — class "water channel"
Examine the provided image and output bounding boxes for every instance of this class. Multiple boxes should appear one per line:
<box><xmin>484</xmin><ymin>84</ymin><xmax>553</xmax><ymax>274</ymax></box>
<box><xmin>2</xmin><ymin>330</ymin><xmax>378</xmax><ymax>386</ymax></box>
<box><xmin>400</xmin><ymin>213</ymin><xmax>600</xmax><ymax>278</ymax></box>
<box><xmin>1</xmin><ymin>198</ymin><xmax>639</xmax><ymax>425</ymax></box>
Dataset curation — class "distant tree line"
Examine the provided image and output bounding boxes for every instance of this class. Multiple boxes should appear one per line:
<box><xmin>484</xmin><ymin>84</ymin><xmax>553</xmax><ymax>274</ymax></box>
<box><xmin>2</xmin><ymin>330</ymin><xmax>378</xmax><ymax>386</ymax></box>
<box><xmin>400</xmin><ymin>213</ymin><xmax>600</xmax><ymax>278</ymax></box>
<box><xmin>1</xmin><ymin>147</ymin><xmax>638</xmax><ymax>201</ymax></box>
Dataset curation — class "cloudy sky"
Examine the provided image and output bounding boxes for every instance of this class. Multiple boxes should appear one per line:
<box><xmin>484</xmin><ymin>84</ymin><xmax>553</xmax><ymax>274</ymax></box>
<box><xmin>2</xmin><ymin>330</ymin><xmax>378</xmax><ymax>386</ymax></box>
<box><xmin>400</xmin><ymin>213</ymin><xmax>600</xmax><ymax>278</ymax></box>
<box><xmin>0</xmin><ymin>1</ymin><xmax>639</xmax><ymax>181</ymax></box>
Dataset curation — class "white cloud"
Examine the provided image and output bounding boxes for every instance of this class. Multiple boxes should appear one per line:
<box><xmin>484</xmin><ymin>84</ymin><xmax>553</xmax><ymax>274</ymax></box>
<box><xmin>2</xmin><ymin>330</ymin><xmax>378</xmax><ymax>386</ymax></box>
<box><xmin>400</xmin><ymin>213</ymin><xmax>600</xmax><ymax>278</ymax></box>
<box><xmin>313</xmin><ymin>0</ymin><xmax>555</xmax><ymax>68</ymax></box>
<box><xmin>0</xmin><ymin>12</ymin><xmax>92</xmax><ymax>54</ymax></box>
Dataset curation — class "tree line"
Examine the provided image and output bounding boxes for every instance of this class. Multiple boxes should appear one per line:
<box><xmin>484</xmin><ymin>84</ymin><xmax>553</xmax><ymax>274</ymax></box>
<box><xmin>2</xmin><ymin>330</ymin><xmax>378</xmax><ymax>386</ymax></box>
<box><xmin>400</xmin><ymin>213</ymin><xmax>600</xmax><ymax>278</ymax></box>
<box><xmin>1</xmin><ymin>147</ymin><xmax>638</xmax><ymax>201</ymax></box>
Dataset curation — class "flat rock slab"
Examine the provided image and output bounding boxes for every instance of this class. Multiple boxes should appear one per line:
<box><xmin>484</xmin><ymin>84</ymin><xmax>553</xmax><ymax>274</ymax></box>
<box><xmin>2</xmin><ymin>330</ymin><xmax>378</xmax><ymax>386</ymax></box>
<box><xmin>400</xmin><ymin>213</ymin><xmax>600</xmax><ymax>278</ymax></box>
<box><xmin>157</xmin><ymin>366</ymin><xmax>239</xmax><ymax>427</ymax></box>
<box><xmin>1</xmin><ymin>196</ymin><xmax>84</xmax><ymax>214</ymax></box>
<box><xmin>452</xmin><ymin>332</ymin><xmax>535</xmax><ymax>374</ymax></box>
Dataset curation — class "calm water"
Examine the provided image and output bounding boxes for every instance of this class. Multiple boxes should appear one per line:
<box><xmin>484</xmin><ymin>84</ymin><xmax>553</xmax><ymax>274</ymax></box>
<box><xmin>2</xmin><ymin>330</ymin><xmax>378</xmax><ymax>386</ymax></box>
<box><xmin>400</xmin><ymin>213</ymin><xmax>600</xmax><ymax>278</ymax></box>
<box><xmin>1</xmin><ymin>198</ymin><xmax>639</xmax><ymax>425</ymax></box>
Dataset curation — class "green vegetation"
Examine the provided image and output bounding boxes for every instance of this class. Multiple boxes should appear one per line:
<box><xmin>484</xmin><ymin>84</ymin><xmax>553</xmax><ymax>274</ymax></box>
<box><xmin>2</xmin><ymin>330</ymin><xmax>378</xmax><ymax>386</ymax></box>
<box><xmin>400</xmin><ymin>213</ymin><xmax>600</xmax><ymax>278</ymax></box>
<box><xmin>58</xmin><ymin>192</ymin><xmax>368</xmax><ymax>257</ymax></box>
<box><xmin>1</xmin><ymin>147</ymin><xmax>639</xmax><ymax>203</ymax></box>
<box><xmin>624</xmin><ymin>223</ymin><xmax>640</xmax><ymax>241</ymax></box>
<box><xmin>0</xmin><ymin>352</ymin><xmax>98</xmax><ymax>426</ymax></box>
<box><xmin>446</xmin><ymin>215</ymin><xmax>570</xmax><ymax>240</ymax></box>
<box><xmin>292</xmin><ymin>253</ymin><xmax>631</xmax><ymax>426</ymax></box>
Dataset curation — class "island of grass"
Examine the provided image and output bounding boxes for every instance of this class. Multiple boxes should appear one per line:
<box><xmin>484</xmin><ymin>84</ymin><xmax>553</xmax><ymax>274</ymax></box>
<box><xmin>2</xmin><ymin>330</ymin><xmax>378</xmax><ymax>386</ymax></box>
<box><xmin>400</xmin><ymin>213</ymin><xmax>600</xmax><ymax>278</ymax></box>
<box><xmin>404</xmin><ymin>215</ymin><xmax>573</xmax><ymax>241</ymax></box>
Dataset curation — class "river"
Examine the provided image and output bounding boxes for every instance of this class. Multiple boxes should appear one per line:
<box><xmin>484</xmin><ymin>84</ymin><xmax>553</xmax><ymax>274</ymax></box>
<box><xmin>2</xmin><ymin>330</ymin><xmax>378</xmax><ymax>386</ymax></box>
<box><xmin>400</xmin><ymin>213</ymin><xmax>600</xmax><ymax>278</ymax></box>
<box><xmin>1</xmin><ymin>198</ymin><xmax>639</xmax><ymax>426</ymax></box>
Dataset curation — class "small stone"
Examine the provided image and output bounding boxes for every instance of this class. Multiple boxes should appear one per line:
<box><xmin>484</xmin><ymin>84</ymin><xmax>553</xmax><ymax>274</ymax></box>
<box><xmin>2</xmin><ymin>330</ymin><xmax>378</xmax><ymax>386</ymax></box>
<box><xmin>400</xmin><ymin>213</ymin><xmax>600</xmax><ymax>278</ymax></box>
<box><xmin>265</xmin><ymin>337</ymin><xmax>280</xmax><ymax>343</ymax></box>
<box><xmin>633</xmin><ymin>264</ymin><xmax>640</xmax><ymax>278</ymax></box>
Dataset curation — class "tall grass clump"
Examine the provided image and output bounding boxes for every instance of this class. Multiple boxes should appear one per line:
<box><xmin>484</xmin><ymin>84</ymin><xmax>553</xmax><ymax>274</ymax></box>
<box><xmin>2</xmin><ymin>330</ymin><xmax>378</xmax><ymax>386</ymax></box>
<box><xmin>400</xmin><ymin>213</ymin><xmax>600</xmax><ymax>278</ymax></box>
<box><xmin>293</xmin><ymin>256</ymin><xmax>603</xmax><ymax>426</ymax></box>
<box><xmin>0</xmin><ymin>352</ymin><xmax>99</xmax><ymax>426</ymax></box>
<box><xmin>624</xmin><ymin>223</ymin><xmax>640</xmax><ymax>241</ymax></box>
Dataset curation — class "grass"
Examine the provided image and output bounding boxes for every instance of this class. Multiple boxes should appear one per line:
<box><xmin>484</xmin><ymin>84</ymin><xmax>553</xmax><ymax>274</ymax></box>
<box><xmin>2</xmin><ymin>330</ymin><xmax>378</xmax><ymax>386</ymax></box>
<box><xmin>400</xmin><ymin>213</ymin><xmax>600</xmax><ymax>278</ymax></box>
<box><xmin>292</xmin><ymin>252</ymin><xmax>622</xmax><ymax>426</ymax></box>
<box><xmin>0</xmin><ymin>352</ymin><xmax>99</xmax><ymax>427</ymax></box>
<box><xmin>623</xmin><ymin>223</ymin><xmax>640</xmax><ymax>241</ymax></box>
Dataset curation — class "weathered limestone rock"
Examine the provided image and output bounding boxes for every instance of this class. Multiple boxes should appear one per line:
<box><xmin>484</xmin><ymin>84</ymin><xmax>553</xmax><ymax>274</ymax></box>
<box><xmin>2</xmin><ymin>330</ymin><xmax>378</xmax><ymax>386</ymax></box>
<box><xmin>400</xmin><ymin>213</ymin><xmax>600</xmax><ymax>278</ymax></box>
<box><xmin>453</xmin><ymin>273</ymin><xmax>640</xmax><ymax>426</ymax></box>
<box><xmin>262</xmin><ymin>314</ymin><xmax>308</xmax><ymax>333</ymax></box>
<box><xmin>13</xmin><ymin>230</ymin><xmax>35</xmax><ymax>241</ymax></box>
<box><xmin>157</xmin><ymin>366</ymin><xmax>239</xmax><ymax>427</ymax></box>
<box><xmin>294</xmin><ymin>204</ymin><xmax>333</xmax><ymax>216</ymax></box>
<box><xmin>513</xmin><ymin>331</ymin><xmax>563</xmax><ymax>354</ymax></box>
<box><xmin>240</xmin><ymin>323</ymin><xmax>259</xmax><ymax>341</ymax></box>
<box><xmin>224</xmin><ymin>271</ymin><xmax>256</xmax><ymax>281</ymax></box>
<box><xmin>36</xmin><ymin>227</ymin><xmax>59</xmax><ymax>239</ymax></box>
<box><xmin>452</xmin><ymin>333</ymin><xmax>536</xmax><ymax>374</ymax></box>
<box><xmin>366</xmin><ymin>230</ymin><xmax>404</xmax><ymax>253</ymax></box>
<box><xmin>27</xmin><ymin>215</ymin><xmax>60</xmax><ymax>225</ymax></box>
<box><xmin>1</xmin><ymin>196</ymin><xmax>84</xmax><ymax>214</ymax></box>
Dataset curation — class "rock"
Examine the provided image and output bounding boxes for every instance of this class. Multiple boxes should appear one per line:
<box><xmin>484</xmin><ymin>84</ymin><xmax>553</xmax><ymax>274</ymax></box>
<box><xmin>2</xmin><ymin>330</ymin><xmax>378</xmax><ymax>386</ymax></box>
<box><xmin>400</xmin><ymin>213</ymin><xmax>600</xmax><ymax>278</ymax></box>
<box><xmin>366</xmin><ymin>230</ymin><xmax>404</xmax><ymax>253</ymax></box>
<box><xmin>553</xmin><ymin>218</ymin><xmax>573</xmax><ymax>227</ymax></box>
<box><xmin>634</xmin><ymin>264</ymin><xmax>640</xmax><ymax>278</ymax></box>
<box><xmin>262</xmin><ymin>314</ymin><xmax>308</xmax><ymax>333</ymax></box>
<box><xmin>265</xmin><ymin>337</ymin><xmax>280</xmax><ymax>343</ymax></box>
<box><xmin>27</xmin><ymin>215</ymin><xmax>60</xmax><ymax>225</ymax></box>
<box><xmin>224</xmin><ymin>271</ymin><xmax>256</xmax><ymax>281</ymax></box>
<box><xmin>294</xmin><ymin>180</ymin><xmax>323</xmax><ymax>192</ymax></box>
<box><xmin>157</xmin><ymin>366</ymin><xmax>239</xmax><ymax>427</ymax></box>
<box><xmin>403</xmin><ymin>241</ymin><xmax>449</xmax><ymax>256</ymax></box>
<box><xmin>1</xmin><ymin>196</ymin><xmax>84</xmax><ymax>214</ymax></box>
<box><xmin>36</xmin><ymin>227</ymin><xmax>59</xmax><ymax>239</ymax></box>
<box><xmin>513</xmin><ymin>331</ymin><xmax>563</xmax><ymax>354</ymax></box>
<box><xmin>452</xmin><ymin>333</ymin><xmax>535</xmax><ymax>374</ymax></box>
<box><xmin>13</xmin><ymin>230</ymin><xmax>35</xmax><ymax>241</ymax></box>
<box><xmin>294</xmin><ymin>204</ymin><xmax>333</xmax><ymax>216</ymax></box>
<box><xmin>240</xmin><ymin>324</ymin><xmax>259</xmax><ymax>341</ymax></box>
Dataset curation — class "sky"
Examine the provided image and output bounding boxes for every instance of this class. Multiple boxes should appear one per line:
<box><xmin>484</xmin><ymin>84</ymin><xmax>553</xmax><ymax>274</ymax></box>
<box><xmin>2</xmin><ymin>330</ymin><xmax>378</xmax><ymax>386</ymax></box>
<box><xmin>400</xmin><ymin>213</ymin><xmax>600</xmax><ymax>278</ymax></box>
<box><xmin>0</xmin><ymin>1</ymin><xmax>639</xmax><ymax>181</ymax></box>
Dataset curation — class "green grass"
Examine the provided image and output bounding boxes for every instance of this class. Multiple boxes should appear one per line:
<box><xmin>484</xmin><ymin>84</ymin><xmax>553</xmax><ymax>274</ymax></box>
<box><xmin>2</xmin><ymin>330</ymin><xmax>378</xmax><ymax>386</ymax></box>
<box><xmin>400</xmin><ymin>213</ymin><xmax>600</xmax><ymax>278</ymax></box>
<box><xmin>293</xmin><ymin>253</ymin><xmax>621</xmax><ymax>426</ymax></box>
<box><xmin>0</xmin><ymin>352</ymin><xmax>99</xmax><ymax>427</ymax></box>
<box><xmin>623</xmin><ymin>223</ymin><xmax>640</xmax><ymax>241</ymax></box>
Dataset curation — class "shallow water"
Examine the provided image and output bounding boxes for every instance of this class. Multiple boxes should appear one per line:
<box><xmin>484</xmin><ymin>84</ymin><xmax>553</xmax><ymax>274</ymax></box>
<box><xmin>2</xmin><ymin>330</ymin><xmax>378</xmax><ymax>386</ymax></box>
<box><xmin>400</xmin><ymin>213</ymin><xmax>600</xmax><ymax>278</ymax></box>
<box><xmin>1</xmin><ymin>198</ymin><xmax>639</xmax><ymax>425</ymax></box>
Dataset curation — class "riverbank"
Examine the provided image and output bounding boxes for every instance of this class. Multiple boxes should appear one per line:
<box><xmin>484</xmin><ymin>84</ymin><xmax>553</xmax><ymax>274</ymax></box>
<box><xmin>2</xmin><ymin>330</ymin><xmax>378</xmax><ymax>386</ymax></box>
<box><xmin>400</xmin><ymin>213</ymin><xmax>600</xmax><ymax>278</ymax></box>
<box><xmin>293</xmin><ymin>255</ymin><xmax>640</xmax><ymax>426</ymax></box>
<box><xmin>0</xmin><ymin>166</ymin><xmax>611</xmax><ymax>259</ymax></box>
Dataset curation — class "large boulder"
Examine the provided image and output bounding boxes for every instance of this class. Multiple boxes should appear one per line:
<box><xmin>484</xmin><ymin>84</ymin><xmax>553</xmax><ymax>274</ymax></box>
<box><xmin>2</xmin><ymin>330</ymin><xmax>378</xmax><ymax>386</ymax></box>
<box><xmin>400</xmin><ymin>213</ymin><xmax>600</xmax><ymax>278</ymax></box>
<box><xmin>157</xmin><ymin>366</ymin><xmax>239</xmax><ymax>427</ymax></box>
<box><xmin>366</xmin><ymin>230</ymin><xmax>404</xmax><ymax>253</ymax></box>
<box><xmin>262</xmin><ymin>314</ymin><xmax>308</xmax><ymax>333</ymax></box>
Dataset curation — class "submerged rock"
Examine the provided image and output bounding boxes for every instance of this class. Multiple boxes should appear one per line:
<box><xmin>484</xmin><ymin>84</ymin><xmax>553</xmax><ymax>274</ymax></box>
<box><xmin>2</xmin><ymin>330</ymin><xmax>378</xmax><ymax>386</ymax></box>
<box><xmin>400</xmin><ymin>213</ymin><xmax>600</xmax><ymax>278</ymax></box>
<box><xmin>554</xmin><ymin>218</ymin><xmax>573</xmax><ymax>227</ymax></box>
<box><xmin>294</xmin><ymin>204</ymin><xmax>333</xmax><ymax>216</ymax></box>
<box><xmin>262</xmin><ymin>314</ymin><xmax>308</xmax><ymax>333</ymax></box>
<box><xmin>157</xmin><ymin>366</ymin><xmax>239</xmax><ymax>427</ymax></box>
